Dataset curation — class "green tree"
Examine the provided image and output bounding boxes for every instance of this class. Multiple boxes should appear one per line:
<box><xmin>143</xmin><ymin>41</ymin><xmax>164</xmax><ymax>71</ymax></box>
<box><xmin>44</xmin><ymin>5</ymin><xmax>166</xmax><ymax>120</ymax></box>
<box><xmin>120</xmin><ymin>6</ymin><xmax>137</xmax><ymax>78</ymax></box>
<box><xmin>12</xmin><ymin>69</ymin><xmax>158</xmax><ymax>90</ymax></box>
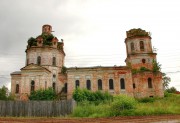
<box><xmin>162</xmin><ymin>73</ymin><xmax>171</xmax><ymax>90</ymax></box>
<box><xmin>152</xmin><ymin>59</ymin><xmax>161</xmax><ymax>72</ymax></box>
<box><xmin>29</xmin><ymin>87</ymin><xmax>56</xmax><ymax>100</ymax></box>
<box><xmin>166</xmin><ymin>87</ymin><xmax>177</xmax><ymax>93</ymax></box>
<box><xmin>0</xmin><ymin>86</ymin><xmax>14</xmax><ymax>100</ymax></box>
<box><xmin>0</xmin><ymin>86</ymin><xmax>8</xmax><ymax>100</ymax></box>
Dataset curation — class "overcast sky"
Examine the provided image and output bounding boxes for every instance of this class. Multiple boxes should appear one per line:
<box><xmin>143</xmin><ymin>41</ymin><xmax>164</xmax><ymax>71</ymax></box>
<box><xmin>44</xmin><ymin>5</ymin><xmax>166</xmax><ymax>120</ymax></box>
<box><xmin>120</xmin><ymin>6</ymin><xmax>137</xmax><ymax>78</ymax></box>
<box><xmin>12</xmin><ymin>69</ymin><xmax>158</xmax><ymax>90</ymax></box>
<box><xmin>0</xmin><ymin>0</ymin><xmax>180</xmax><ymax>91</ymax></box>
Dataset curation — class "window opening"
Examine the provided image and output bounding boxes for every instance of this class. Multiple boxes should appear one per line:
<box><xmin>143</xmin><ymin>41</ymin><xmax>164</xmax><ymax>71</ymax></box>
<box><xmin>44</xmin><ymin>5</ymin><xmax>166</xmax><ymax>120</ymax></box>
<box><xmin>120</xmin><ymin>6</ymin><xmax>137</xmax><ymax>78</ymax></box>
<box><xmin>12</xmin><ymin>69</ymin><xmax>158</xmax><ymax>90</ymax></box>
<box><xmin>98</xmin><ymin>79</ymin><xmax>102</xmax><ymax>90</ymax></box>
<box><xmin>86</xmin><ymin>80</ymin><xmax>91</xmax><ymax>90</ymax></box>
<box><xmin>120</xmin><ymin>78</ymin><xmax>125</xmax><ymax>89</ymax></box>
<box><xmin>109</xmin><ymin>79</ymin><xmax>114</xmax><ymax>90</ymax></box>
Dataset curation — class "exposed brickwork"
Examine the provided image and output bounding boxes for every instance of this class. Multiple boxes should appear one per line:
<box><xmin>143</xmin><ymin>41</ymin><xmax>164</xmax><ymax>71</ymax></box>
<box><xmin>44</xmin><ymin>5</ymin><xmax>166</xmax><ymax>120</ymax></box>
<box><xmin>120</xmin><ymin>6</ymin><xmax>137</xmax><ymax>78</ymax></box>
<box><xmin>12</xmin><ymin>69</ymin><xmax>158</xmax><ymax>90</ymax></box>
<box><xmin>11</xmin><ymin>25</ymin><xmax>66</xmax><ymax>100</ymax></box>
<box><xmin>11</xmin><ymin>26</ymin><xmax>164</xmax><ymax>100</ymax></box>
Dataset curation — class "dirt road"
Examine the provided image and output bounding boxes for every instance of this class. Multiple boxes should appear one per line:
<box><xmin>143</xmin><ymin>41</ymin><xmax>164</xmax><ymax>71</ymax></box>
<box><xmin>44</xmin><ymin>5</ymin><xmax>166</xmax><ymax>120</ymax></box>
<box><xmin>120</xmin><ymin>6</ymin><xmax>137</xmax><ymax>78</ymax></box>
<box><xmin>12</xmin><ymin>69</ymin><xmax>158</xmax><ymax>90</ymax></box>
<box><xmin>0</xmin><ymin>115</ymin><xmax>180</xmax><ymax>123</ymax></box>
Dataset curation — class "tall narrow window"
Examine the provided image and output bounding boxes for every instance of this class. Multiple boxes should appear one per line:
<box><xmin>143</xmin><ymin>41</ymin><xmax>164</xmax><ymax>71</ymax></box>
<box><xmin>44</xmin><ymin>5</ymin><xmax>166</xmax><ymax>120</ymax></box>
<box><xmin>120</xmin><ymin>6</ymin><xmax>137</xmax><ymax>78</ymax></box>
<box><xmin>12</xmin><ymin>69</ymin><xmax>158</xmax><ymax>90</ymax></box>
<box><xmin>15</xmin><ymin>84</ymin><xmax>19</xmax><ymax>93</ymax></box>
<box><xmin>120</xmin><ymin>78</ymin><xmax>125</xmax><ymax>89</ymax></box>
<box><xmin>75</xmin><ymin>80</ymin><xmax>80</xmax><ymax>89</ymax></box>
<box><xmin>86</xmin><ymin>80</ymin><xmax>91</xmax><ymax>90</ymax></box>
<box><xmin>64</xmin><ymin>83</ymin><xmax>67</xmax><ymax>93</ymax></box>
<box><xmin>133</xmin><ymin>83</ymin><xmax>136</xmax><ymax>89</ymax></box>
<box><xmin>109</xmin><ymin>79</ymin><xmax>114</xmax><ymax>90</ymax></box>
<box><xmin>131</xmin><ymin>42</ymin><xmax>135</xmax><ymax>51</ymax></box>
<box><xmin>45</xmin><ymin>81</ymin><xmax>47</xmax><ymax>89</ymax></box>
<box><xmin>98</xmin><ymin>79</ymin><xmax>102</xmax><ymax>90</ymax></box>
<box><xmin>53</xmin><ymin>82</ymin><xmax>56</xmax><ymax>90</ymax></box>
<box><xmin>52</xmin><ymin>57</ymin><xmax>56</xmax><ymax>66</ymax></box>
<box><xmin>140</xmin><ymin>41</ymin><xmax>144</xmax><ymax>51</ymax></box>
<box><xmin>148</xmin><ymin>78</ymin><xmax>153</xmax><ymax>88</ymax></box>
<box><xmin>37</xmin><ymin>56</ymin><xmax>41</xmax><ymax>65</ymax></box>
<box><xmin>31</xmin><ymin>80</ymin><xmax>35</xmax><ymax>92</ymax></box>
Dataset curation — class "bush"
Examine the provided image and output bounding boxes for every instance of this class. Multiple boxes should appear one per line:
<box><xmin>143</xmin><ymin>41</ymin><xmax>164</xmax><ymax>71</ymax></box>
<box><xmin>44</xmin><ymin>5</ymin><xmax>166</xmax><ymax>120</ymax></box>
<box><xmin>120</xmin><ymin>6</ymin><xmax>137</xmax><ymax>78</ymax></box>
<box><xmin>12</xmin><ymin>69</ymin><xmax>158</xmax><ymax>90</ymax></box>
<box><xmin>73</xmin><ymin>88</ymin><xmax>87</xmax><ymax>102</ymax></box>
<box><xmin>29</xmin><ymin>87</ymin><xmax>56</xmax><ymax>100</ymax></box>
<box><xmin>73</xmin><ymin>88</ymin><xmax>113</xmax><ymax>104</ymax></box>
<box><xmin>164</xmin><ymin>91</ymin><xmax>173</xmax><ymax>97</ymax></box>
<box><xmin>110</xmin><ymin>95</ymin><xmax>137</xmax><ymax>116</ymax></box>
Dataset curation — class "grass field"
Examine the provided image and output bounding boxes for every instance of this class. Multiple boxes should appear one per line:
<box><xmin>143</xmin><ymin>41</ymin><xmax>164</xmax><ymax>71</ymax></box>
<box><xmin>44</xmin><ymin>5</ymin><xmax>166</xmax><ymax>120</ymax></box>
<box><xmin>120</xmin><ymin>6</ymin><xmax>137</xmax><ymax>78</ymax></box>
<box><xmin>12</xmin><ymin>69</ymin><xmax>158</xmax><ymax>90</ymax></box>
<box><xmin>72</xmin><ymin>93</ymin><xmax>180</xmax><ymax>117</ymax></box>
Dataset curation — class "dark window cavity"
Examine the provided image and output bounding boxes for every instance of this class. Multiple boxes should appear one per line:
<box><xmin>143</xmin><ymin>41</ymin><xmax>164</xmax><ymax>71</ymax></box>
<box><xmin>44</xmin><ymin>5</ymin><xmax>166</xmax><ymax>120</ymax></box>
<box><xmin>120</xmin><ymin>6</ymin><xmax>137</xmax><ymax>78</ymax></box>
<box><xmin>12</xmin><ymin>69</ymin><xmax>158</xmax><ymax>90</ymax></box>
<box><xmin>86</xmin><ymin>80</ymin><xmax>91</xmax><ymax>90</ymax></box>
<box><xmin>148</xmin><ymin>78</ymin><xmax>153</xmax><ymax>88</ymax></box>
<box><xmin>120</xmin><ymin>78</ymin><xmax>125</xmax><ymax>89</ymax></box>
<box><xmin>31</xmin><ymin>80</ymin><xmax>35</xmax><ymax>92</ymax></box>
<box><xmin>140</xmin><ymin>41</ymin><xmax>144</xmax><ymax>51</ymax></box>
<box><xmin>53</xmin><ymin>82</ymin><xmax>56</xmax><ymax>90</ymax></box>
<box><xmin>109</xmin><ymin>79</ymin><xmax>114</xmax><ymax>90</ymax></box>
<box><xmin>37</xmin><ymin>56</ymin><xmax>41</xmax><ymax>65</ymax></box>
<box><xmin>52</xmin><ymin>57</ymin><xmax>56</xmax><ymax>66</ymax></box>
<box><xmin>75</xmin><ymin>80</ymin><xmax>80</xmax><ymax>89</ymax></box>
<box><xmin>15</xmin><ymin>84</ymin><xmax>19</xmax><ymax>93</ymax></box>
<box><xmin>142</xmin><ymin>59</ymin><xmax>146</xmax><ymax>63</ymax></box>
<box><xmin>98</xmin><ymin>79</ymin><xmax>102</xmax><ymax>90</ymax></box>
<box><xmin>133</xmin><ymin>83</ymin><xmax>136</xmax><ymax>89</ymax></box>
<box><xmin>64</xmin><ymin>83</ymin><xmax>67</xmax><ymax>93</ymax></box>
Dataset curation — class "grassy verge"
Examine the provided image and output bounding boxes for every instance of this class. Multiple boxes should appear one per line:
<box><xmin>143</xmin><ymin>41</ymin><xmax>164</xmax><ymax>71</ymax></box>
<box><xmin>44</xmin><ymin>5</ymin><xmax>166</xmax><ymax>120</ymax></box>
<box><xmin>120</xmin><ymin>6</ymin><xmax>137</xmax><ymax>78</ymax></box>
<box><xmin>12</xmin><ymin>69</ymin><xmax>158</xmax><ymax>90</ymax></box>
<box><xmin>72</xmin><ymin>94</ymin><xmax>180</xmax><ymax>117</ymax></box>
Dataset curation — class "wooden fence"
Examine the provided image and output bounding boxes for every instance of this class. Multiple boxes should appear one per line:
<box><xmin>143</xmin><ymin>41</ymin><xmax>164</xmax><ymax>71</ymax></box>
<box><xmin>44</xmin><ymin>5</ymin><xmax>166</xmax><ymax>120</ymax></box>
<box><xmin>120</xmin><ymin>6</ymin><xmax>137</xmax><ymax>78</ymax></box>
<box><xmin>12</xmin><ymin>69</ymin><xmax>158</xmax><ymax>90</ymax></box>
<box><xmin>0</xmin><ymin>99</ymin><xmax>76</xmax><ymax>117</ymax></box>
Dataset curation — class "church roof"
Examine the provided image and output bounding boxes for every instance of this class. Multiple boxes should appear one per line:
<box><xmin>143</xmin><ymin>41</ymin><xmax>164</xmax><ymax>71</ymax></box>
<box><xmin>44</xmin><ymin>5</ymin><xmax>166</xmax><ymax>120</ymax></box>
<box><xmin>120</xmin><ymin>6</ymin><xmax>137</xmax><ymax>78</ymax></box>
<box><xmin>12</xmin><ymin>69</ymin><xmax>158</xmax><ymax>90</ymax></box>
<box><xmin>67</xmin><ymin>66</ymin><xmax>129</xmax><ymax>71</ymax></box>
<box><xmin>11</xmin><ymin>71</ymin><xmax>21</xmax><ymax>75</ymax></box>
<box><xmin>20</xmin><ymin>63</ymin><xmax>51</xmax><ymax>73</ymax></box>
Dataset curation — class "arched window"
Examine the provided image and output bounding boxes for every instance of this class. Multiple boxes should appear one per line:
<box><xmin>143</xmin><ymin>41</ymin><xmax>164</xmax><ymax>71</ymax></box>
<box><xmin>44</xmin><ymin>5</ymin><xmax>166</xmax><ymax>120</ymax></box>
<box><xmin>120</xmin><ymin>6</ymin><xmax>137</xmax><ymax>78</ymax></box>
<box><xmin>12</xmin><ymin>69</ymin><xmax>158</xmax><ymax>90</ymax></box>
<box><xmin>75</xmin><ymin>80</ymin><xmax>80</xmax><ymax>89</ymax></box>
<box><xmin>37</xmin><ymin>56</ymin><xmax>41</xmax><ymax>65</ymax></box>
<box><xmin>148</xmin><ymin>78</ymin><xmax>153</xmax><ymax>88</ymax></box>
<box><xmin>52</xmin><ymin>82</ymin><xmax>56</xmax><ymax>90</ymax></box>
<box><xmin>140</xmin><ymin>41</ymin><xmax>144</xmax><ymax>51</ymax></box>
<box><xmin>131</xmin><ymin>42</ymin><xmax>135</xmax><ymax>51</ymax></box>
<box><xmin>52</xmin><ymin>57</ymin><xmax>56</xmax><ymax>66</ymax></box>
<box><xmin>31</xmin><ymin>80</ymin><xmax>35</xmax><ymax>92</ymax></box>
<box><xmin>98</xmin><ymin>79</ymin><xmax>102</xmax><ymax>90</ymax></box>
<box><xmin>120</xmin><ymin>78</ymin><xmax>125</xmax><ymax>89</ymax></box>
<box><xmin>86</xmin><ymin>80</ymin><xmax>91</xmax><ymax>90</ymax></box>
<box><xmin>15</xmin><ymin>84</ymin><xmax>19</xmax><ymax>93</ymax></box>
<box><xmin>109</xmin><ymin>79</ymin><xmax>114</xmax><ymax>90</ymax></box>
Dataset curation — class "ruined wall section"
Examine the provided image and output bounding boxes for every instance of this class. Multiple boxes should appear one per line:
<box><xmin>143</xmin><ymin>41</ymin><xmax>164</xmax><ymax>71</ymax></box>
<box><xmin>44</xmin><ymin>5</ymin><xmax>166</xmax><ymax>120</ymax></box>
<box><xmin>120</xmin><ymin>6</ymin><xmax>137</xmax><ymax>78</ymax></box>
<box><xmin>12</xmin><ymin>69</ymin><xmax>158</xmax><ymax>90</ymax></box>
<box><xmin>132</xmin><ymin>72</ymin><xmax>163</xmax><ymax>98</ymax></box>
<box><xmin>67</xmin><ymin>67</ymin><xmax>133</xmax><ymax>99</ymax></box>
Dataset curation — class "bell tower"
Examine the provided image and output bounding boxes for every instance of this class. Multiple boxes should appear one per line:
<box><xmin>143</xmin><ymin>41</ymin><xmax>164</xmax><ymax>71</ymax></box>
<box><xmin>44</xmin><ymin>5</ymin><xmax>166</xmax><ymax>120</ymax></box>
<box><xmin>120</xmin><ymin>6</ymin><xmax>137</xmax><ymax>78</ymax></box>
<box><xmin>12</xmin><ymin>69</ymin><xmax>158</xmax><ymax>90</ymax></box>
<box><xmin>125</xmin><ymin>28</ymin><xmax>157</xmax><ymax>70</ymax></box>
<box><xmin>42</xmin><ymin>24</ymin><xmax>52</xmax><ymax>34</ymax></box>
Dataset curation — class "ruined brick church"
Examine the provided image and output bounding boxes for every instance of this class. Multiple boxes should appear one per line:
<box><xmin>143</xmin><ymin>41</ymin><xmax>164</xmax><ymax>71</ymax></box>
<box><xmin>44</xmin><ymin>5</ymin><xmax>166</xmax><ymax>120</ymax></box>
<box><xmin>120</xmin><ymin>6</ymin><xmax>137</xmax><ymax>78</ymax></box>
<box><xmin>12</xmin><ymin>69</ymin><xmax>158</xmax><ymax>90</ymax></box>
<box><xmin>11</xmin><ymin>25</ymin><xmax>164</xmax><ymax>100</ymax></box>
